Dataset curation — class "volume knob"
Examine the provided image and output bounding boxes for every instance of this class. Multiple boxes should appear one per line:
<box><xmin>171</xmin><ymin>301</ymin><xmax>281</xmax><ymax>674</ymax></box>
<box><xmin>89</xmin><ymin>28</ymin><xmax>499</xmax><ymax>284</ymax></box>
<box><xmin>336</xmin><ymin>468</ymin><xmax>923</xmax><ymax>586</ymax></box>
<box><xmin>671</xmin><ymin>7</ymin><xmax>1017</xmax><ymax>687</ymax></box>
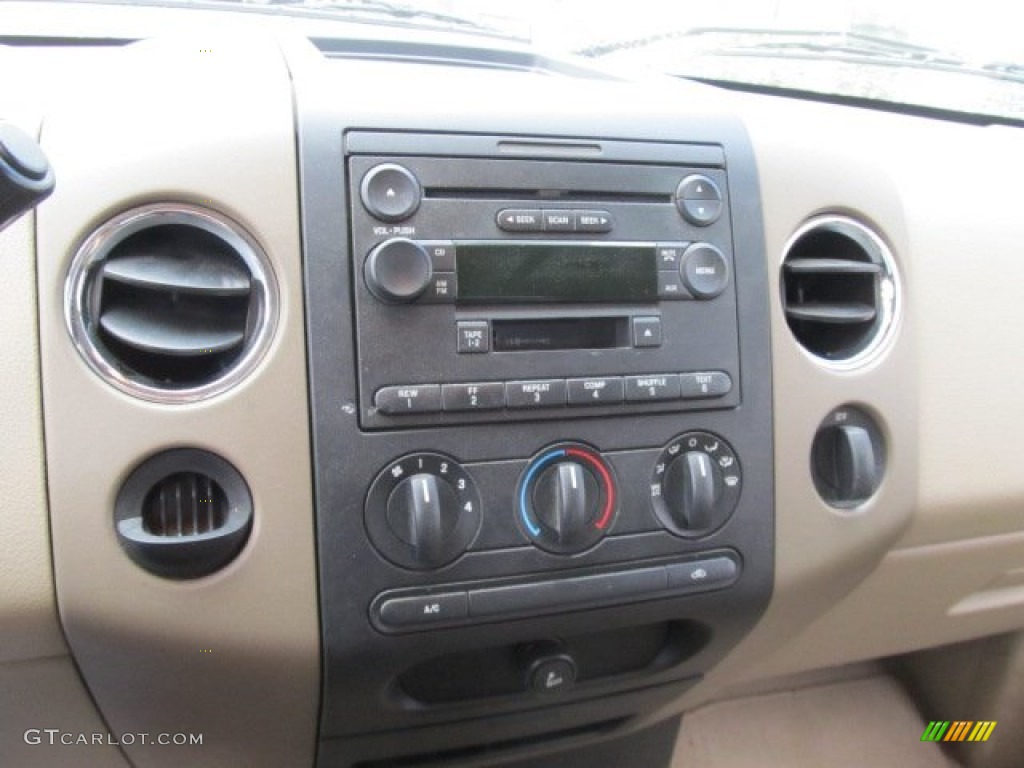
<box><xmin>364</xmin><ymin>238</ymin><xmax>432</xmax><ymax>304</ymax></box>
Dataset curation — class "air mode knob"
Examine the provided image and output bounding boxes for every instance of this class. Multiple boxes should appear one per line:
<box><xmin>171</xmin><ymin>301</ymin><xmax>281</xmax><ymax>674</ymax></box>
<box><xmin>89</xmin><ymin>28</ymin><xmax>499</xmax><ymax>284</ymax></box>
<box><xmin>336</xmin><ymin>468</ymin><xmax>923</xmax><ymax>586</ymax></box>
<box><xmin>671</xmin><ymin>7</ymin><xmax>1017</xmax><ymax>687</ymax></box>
<box><xmin>651</xmin><ymin>432</ymin><xmax>741</xmax><ymax>537</ymax></box>
<box><xmin>364</xmin><ymin>238</ymin><xmax>432</xmax><ymax>304</ymax></box>
<box><xmin>518</xmin><ymin>443</ymin><xmax>617</xmax><ymax>554</ymax></box>
<box><xmin>365</xmin><ymin>453</ymin><xmax>482</xmax><ymax>570</ymax></box>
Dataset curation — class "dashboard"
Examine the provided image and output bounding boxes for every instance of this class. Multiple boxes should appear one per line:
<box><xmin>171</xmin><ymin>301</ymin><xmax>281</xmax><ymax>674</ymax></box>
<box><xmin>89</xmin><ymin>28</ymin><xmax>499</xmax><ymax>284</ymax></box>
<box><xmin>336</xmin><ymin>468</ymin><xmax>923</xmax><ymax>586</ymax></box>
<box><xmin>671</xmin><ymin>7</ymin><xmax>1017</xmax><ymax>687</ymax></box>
<box><xmin>2</xmin><ymin>21</ymin><xmax>1024</xmax><ymax>768</ymax></box>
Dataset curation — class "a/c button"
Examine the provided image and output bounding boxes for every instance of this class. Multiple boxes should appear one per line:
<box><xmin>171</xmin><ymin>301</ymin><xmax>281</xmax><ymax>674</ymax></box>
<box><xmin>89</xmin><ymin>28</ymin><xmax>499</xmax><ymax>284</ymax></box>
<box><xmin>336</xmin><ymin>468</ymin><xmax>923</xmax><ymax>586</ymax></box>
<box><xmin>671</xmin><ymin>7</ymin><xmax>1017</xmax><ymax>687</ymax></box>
<box><xmin>378</xmin><ymin>592</ymin><xmax>468</xmax><ymax>628</ymax></box>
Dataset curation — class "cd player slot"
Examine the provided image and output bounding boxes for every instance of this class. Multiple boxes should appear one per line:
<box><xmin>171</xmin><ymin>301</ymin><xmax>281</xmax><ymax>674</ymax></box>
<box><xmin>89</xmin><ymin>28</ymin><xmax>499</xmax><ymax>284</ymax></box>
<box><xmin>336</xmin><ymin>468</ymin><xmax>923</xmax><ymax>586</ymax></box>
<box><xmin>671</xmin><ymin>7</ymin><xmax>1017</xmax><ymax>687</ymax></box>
<box><xmin>423</xmin><ymin>187</ymin><xmax>670</xmax><ymax>204</ymax></box>
<box><xmin>492</xmin><ymin>317</ymin><xmax>630</xmax><ymax>352</ymax></box>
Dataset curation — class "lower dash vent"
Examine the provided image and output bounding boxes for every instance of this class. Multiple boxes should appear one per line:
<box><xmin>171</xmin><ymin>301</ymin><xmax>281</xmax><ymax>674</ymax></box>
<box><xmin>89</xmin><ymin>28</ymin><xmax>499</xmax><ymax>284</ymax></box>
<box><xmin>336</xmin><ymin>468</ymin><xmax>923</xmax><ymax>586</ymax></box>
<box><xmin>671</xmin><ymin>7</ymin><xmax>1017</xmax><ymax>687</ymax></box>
<box><xmin>115</xmin><ymin>449</ymin><xmax>253</xmax><ymax>580</ymax></box>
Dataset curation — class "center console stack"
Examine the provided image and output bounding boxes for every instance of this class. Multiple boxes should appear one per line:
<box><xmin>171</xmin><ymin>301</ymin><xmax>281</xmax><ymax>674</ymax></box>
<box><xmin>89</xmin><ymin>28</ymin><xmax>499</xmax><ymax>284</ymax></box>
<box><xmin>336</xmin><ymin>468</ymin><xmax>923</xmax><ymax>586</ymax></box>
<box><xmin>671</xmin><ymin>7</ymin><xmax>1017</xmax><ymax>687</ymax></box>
<box><xmin>299</xmin><ymin>123</ymin><xmax>773</xmax><ymax>767</ymax></box>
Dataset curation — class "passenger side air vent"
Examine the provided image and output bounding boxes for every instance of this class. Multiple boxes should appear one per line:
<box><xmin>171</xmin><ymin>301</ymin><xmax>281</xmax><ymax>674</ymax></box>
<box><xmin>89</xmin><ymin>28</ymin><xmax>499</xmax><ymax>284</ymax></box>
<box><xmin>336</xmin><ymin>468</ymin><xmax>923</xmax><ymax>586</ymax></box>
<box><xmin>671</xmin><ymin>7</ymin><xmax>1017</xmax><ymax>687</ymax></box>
<box><xmin>66</xmin><ymin>204</ymin><xmax>277</xmax><ymax>402</ymax></box>
<box><xmin>115</xmin><ymin>449</ymin><xmax>253</xmax><ymax>580</ymax></box>
<box><xmin>781</xmin><ymin>216</ymin><xmax>899</xmax><ymax>367</ymax></box>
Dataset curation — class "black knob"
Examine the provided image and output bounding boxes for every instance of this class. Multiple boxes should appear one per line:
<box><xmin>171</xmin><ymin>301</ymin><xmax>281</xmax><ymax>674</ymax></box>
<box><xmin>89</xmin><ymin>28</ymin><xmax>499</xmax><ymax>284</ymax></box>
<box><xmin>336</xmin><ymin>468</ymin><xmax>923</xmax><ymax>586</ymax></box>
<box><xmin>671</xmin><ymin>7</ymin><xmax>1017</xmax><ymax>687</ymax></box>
<box><xmin>663</xmin><ymin>451</ymin><xmax>721</xmax><ymax>530</ymax></box>
<box><xmin>360</xmin><ymin>163</ymin><xmax>421</xmax><ymax>222</ymax></box>
<box><xmin>811</xmin><ymin>407</ymin><xmax>885</xmax><ymax>507</ymax></box>
<box><xmin>518</xmin><ymin>443</ymin><xmax>616</xmax><ymax>555</ymax></box>
<box><xmin>0</xmin><ymin>122</ymin><xmax>54</xmax><ymax>233</ymax></box>
<box><xmin>532</xmin><ymin>461</ymin><xmax>600</xmax><ymax>547</ymax></box>
<box><xmin>651</xmin><ymin>432</ymin><xmax>742</xmax><ymax>538</ymax></box>
<box><xmin>387</xmin><ymin>473</ymin><xmax>460</xmax><ymax>567</ymax></box>
<box><xmin>681</xmin><ymin>243</ymin><xmax>729</xmax><ymax>299</ymax></box>
<box><xmin>364</xmin><ymin>238</ymin><xmax>432</xmax><ymax>303</ymax></box>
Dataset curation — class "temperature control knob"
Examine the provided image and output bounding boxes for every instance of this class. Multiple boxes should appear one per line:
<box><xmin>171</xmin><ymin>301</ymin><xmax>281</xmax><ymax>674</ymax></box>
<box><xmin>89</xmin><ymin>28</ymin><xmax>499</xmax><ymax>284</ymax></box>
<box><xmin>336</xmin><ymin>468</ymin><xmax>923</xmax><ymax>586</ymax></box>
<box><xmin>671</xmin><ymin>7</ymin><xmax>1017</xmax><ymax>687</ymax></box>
<box><xmin>651</xmin><ymin>432</ymin><xmax>741</xmax><ymax>537</ymax></box>
<box><xmin>518</xmin><ymin>443</ymin><xmax>617</xmax><ymax>554</ymax></box>
<box><xmin>366</xmin><ymin>453</ymin><xmax>481</xmax><ymax>570</ymax></box>
<box><xmin>364</xmin><ymin>238</ymin><xmax>432</xmax><ymax>304</ymax></box>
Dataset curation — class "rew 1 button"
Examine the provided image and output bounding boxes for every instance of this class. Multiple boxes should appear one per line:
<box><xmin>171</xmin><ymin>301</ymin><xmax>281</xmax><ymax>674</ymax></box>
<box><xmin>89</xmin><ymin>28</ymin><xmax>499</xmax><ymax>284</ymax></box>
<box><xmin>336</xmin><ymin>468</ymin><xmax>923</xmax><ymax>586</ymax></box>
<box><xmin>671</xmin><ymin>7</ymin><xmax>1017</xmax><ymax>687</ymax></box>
<box><xmin>375</xmin><ymin>384</ymin><xmax>442</xmax><ymax>414</ymax></box>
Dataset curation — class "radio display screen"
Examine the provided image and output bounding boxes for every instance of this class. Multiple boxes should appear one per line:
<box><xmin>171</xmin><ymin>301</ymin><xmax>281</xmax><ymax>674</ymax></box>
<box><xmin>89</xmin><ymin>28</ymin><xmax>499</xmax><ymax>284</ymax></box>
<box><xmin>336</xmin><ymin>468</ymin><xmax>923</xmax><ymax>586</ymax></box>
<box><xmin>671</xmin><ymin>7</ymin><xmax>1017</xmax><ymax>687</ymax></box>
<box><xmin>456</xmin><ymin>243</ymin><xmax>658</xmax><ymax>303</ymax></box>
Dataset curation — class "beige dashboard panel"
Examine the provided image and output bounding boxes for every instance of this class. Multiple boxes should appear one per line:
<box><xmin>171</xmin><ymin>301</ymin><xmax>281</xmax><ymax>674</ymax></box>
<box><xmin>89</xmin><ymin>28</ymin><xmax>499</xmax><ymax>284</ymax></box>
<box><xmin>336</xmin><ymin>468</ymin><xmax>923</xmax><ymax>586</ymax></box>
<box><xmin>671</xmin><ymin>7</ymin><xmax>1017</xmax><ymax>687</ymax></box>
<box><xmin>0</xmin><ymin>207</ymin><xmax>66</xmax><ymax>664</ymax></box>
<box><xmin>35</xmin><ymin>35</ymin><xmax>319</xmax><ymax>768</ymax></box>
<box><xmin>686</xmin><ymin>99</ymin><xmax>1024</xmax><ymax>696</ymax></box>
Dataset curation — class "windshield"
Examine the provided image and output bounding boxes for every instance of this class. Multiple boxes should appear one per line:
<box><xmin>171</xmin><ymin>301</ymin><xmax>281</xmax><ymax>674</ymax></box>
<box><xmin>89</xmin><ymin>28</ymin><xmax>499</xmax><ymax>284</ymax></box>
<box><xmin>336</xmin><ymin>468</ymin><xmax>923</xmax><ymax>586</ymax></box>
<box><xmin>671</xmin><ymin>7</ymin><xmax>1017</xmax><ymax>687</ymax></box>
<box><xmin>18</xmin><ymin>0</ymin><xmax>1024</xmax><ymax>122</ymax></box>
<box><xmin>233</xmin><ymin>0</ymin><xmax>1022</xmax><ymax>123</ymax></box>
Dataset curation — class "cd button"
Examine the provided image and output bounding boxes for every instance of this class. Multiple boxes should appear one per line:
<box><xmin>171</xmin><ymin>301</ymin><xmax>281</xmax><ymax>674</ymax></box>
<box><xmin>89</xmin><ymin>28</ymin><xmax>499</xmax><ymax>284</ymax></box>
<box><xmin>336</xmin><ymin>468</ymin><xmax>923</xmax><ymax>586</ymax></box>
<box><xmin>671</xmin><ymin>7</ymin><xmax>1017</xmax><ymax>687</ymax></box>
<box><xmin>575</xmin><ymin>210</ymin><xmax>613</xmax><ymax>233</ymax></box>
<box><xmin>567</xmin><ymin>377</ymin><xmax>624</xmax><ymax>405</ymax></box>
<box><xmin>422</xmin><ymin>241</ymin><xmax>456</xmax><ymax>271</ymax></box>
<box><xmin>680</xmin><ymin>371</ymin><xmax>733</xmax><ymax>399</ymax></box>
<box><xmin>625</xmin><ymin>374</ymin><xmax>681</xmax><ymax>402</ymax></box>
<box><xmin>375</xmin><ymin>385</ymin><xmax>442</xmax><ymax>414</ymax></box>
<box><xmin>506</xmin><ymin>379</ymin><xmax>567</xmax><ymax>408</ymax></box>
<box><xmin>442</xmin><ymin>382</ymin><xmax>505</xmax><ymax>411</ymax></box>
<box><xmin>542</xmin><ymin>210</ymin><xmax>575</xmax><ymax>232</ymax></box>
<box><xmin>497</xmin><ymin>209</ymin><xmax>543</xmax><ymax>232</ymax></box>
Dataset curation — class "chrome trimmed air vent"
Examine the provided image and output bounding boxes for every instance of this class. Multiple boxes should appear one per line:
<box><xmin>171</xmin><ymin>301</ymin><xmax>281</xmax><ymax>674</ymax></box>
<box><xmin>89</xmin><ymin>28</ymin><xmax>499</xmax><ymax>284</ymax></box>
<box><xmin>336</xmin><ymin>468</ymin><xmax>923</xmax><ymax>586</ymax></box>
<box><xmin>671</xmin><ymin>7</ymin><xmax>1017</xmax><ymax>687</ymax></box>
<box><xmin>115</xmin><ymin>448</ymin><xmax>253</xmax><ymax>580</ymax></box>
<box><xmin>65</xmin><ymin>204</ymin><xmax>277</xmax><ymax>403</ymax></box>
<box><xmin>781</xmin><ymin>216</ymin><xmax>899</xmax><ymax>368</ymax></box>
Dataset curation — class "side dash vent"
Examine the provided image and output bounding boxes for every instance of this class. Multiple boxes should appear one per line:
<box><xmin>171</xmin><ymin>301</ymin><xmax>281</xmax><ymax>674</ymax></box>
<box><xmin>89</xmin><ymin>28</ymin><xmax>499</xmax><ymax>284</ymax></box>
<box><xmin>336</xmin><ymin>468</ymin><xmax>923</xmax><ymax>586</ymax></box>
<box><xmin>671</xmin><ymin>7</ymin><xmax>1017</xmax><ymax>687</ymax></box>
<box><xmin>782</xmin><ymin>216</ymin><xmax>899</xmax><ymax>366</ymax></box>
<box><xmin>66</xmin><ymin>204</ymin><xmax>277</xmax><ymax>402</ymax></box>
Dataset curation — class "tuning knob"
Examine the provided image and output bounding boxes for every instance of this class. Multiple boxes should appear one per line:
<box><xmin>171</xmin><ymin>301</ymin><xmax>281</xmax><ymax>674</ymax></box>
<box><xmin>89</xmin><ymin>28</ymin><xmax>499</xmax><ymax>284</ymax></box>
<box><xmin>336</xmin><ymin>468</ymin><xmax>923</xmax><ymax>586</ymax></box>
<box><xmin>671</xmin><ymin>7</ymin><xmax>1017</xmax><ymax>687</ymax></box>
<box><xmin>365</xmin><ymin>453</ymin><xmax>482</xmax><ymax>570</ymax></box>
<box><xmin>518</xmin><ymin>443</ymin><xmax>616</xmax><ymax>554</ymax></box>
<box><xmin>364</xmin><ymin>238</ymin><xmax>432</xmax><ymax>304</ymax></box>
<box><xmin>651</xmin><ymin>432</ymin><xmax>741</xmax><ymax>537</ymax></box>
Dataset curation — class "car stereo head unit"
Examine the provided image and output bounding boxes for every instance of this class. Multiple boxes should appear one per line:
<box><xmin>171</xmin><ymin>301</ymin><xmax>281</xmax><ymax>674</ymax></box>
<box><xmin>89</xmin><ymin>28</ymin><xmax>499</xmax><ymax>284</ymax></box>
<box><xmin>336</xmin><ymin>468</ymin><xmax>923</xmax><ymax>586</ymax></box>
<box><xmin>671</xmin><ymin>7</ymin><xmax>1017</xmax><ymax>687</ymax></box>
<box><xmin>348</xmin><ymin>150</ymin><xmax>741</xmax><ymax>429</ymax></box>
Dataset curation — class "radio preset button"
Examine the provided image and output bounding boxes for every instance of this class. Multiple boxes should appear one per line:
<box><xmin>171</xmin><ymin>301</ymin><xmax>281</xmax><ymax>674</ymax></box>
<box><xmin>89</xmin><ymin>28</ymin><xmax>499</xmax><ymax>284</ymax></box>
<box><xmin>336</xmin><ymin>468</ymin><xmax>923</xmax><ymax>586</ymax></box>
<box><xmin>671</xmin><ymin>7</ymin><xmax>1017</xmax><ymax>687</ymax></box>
<box><xmin>375</xmin><ymin>385</ymin><xmax>442</xmax><ymax>415</ymax></box>
<box><xmin>497</xmin><ymin>209</ymin><xmax>543</xmax><ymax>232</ymax></box>
<box><xmin>680</xmin><ymin>371</ymin><xmax>733</xmax><ymax>399</ymax></box>
<box><xmin>542</xmin><ymin>210</ymin><xmax>574</xmax><ymax>232</ymax></box>
<box><xmin>632</xmin><ymin>316</ymin><xmax>663</xmax><ymax>348</ymax></box>
<box><xmin>625</xmin><ymin>374</ymin><xmax>681</xmax><ymax>402</ymax></box>
<box><xmin>506</xmin><ymin>379</ymin><xmax>567</xmax><ymax>409</ymax></box>
<box><xmin>443</xmin><ymin>382</ymin><xmax>505</xmax><ymax>411</ymax></box>
<box><xmin>682</xmin><ymin>243</ymin><xmax>729</xmax><ymax>299</ymax></box>
<box><xmin>418</xmin><ymin>272</ymin><xmax>457</xmax><ymax>304</ymax></box>
<box><xmin>567</xmin><ymin>377</ymin><xmax>624</xmax><ymax>405</ymax></box>
<box><xmin>456</xmin><ymin>320</ymin><xmax>489</xmax><ymax>354</ymax></box>
<box><xmin>657</xmin><ymin>272</ymin><xmax>692</xmax><ymax>300</ymax></box>
<box><xmin>361</xmin><ymin>163</ymin><xmax>422</xmax><ymax>222</ymax></box>
<box><xmin>576</xmin><ymin>210</ymin><xmax>613</xmax><ymax>233</ymax></box>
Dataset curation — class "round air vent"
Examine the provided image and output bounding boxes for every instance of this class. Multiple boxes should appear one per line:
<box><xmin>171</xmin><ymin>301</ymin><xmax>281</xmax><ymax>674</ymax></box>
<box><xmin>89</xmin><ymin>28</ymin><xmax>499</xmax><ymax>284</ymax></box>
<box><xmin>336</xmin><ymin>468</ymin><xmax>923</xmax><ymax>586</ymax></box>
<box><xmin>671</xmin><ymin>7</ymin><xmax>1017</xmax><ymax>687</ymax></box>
<box><xmin>65</xmin><ymin>204</ymin><xmax>277</xmax><ymax>402</ymax></box>
<box><xmin>781</xmin><ymin>216</ymin><xmax>899</xmax><ymax>367</ymax></box>
<box><xmin>115</xmin><ymin>448</ymin><xmax>253</xmax><ymax>580</ymax></box>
